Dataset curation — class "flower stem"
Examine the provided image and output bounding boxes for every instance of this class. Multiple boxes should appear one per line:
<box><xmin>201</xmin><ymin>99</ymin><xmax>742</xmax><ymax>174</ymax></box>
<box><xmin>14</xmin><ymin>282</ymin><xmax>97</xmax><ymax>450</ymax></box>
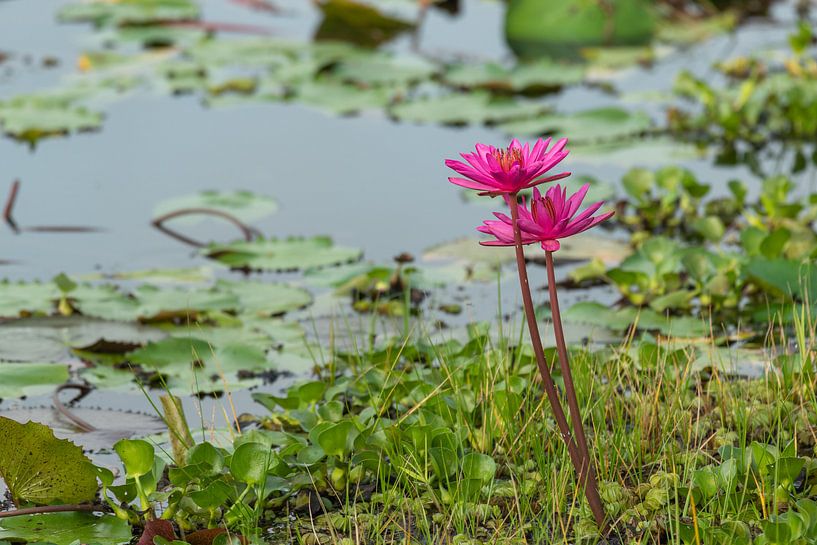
<box><xmin>507</xmin><ymin>197</ymin><xmax>585</xmax><ymax>482</ymax></box>
<box><xmin>544</xmin><ymin>249</ymin><xmax>605</xmax><ymax>528</ymax></box>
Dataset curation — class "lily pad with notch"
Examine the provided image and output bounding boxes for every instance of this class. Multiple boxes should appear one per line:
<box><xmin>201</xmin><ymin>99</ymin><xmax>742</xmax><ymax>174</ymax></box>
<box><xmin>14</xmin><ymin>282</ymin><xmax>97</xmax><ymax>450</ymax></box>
<box><xmin>204</xmin><ymin>236</ymin><xmax>363</xmax><ymax>272</ymax></box>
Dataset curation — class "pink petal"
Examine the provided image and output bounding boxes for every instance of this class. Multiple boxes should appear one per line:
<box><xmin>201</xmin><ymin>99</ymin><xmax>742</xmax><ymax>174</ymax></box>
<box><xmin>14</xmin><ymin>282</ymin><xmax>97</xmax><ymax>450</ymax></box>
<box><xmin>448</xmin><ymin>176</ymin><xmax>495</xmax><ymax>192</ymax></box>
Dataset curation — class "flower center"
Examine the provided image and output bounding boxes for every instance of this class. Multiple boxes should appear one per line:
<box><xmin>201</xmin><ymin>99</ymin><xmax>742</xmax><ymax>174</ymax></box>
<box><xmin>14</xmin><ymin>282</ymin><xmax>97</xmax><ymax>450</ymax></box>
<box><xmin>491</xmin><ymin>147</ymin><xmax>524</xmax><ymax>172</ymax></box>
<box><xmin>533</xmin><ymin>196</ymin><xmax>557</xmax><ymax>223</ymax></box>
<box><xmin>542</xmin><ymin>197</ymin><xmax>557</xmax><ymax>221</ymax></box>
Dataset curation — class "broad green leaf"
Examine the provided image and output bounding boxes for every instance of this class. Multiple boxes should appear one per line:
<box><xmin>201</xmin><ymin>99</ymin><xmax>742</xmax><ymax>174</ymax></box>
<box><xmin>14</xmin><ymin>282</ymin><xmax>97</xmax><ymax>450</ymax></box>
<box><xmin>0</xmin><ymin>418</ymin><xmax>98</xmax><ymax>505</ymax></box>
<box><xmin>0</xmin><ymin>513</ymin><xmax>130</xmax><ymax>545</ymax></box>
<box><xmin>230</xmin><ymin>442</ymin><xmax>272</xmax><ymax>485</ymax></box>
<box><xmin>461</xmin><ymin>452</ymin><xmax>496</xmax><ymax>483</ymax></box>
<box><xmin>114</xmin><ymin>439</ymin><xmax>155</xmax><ymax>478</ymax></box>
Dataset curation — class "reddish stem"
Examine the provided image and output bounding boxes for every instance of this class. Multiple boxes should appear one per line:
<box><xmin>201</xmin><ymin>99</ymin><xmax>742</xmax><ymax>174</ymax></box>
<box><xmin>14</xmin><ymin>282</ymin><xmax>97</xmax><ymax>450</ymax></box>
<box><xmin>152</xmin><ymin>207</ymin><xmax>259</xmax><ymax>248</ymax></box>
<box><xmin>545</xmin><ymin>249</ymin><xmax>605</xmax><ymax>528</ymax></box>
<box><xmin>507</xmin><ymin>197</ymin><xmax>585</xmax><ymax>478</ymax></box>
<box><xmin>3</xmin><ymin>179</ymin><xmax>20</xmax><ymax>233</ymax></box>
<box><xmin>0</xmin><ymin>504</ymin><xmax>96</xmax><ymax>518</ymax></box>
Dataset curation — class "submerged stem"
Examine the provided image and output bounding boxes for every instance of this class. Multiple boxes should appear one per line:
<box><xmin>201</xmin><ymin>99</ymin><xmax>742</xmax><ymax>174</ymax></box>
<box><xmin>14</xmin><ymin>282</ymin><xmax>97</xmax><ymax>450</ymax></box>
<box><xmin>544</xmin><ymin>249</ymin><xmax>606</xmax><ymax>528</ymax></box>
<box><xmin>506</xmin><ymin>196</ymin><xmax>584</xmax><ymax>477</ymax></box>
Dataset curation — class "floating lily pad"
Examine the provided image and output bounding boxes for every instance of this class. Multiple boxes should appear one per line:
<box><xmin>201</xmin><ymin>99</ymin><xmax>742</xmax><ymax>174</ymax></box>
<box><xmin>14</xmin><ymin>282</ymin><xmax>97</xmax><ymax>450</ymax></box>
<box><xmin>0</xmin><ymin>363</ymin><xmax>69</xmax><ymax>399</ymax></box>
<box><xmin>0</xmin><ymin>513</ymin><xmax>130</xmax><ymax>545</ymax></box>
<box><xmin>296</xmin><ymin>80</ymin><xmax>395</xmax><ymax>115</ymax></box>
<box><xmin>0</xmin><ymin>97</ymin><xmax>104</xmax><ymax>144</ymax></box>
<box><xmin>204</xmin><ymin>236</ymin><xmax>363</xmax><ymax>272</ymax></box>
<box><xmin>75</xmin><ymin>284</ymin><xmax>239</xmax><ymax>322</ymax></box>
<box><xmin>390</xmin><ymin>92</ymin><xmax>548</xmax><ymax>125</ymax></box>
<box><xmin>498</xmin><ymin>106</ymin><xmax>652</xmax><ymax>142</ymax></box>
<box><xmin>58</xmin><ymin>0</ymin><xmax>200</xmax><ymax>27</ymax></box>
<box><xmin>0</xmin><ymin>418</ymin><xmax>98</xmax><ymax>505</ymax></box>
<box><xmin>86</xmin><ymin>267</ymin><xmax>215</xmax><ymax>285</ymax></box>
<box><xmin>153</xmin><ymin>190</ymin><xmax>278</xmax><ymax>225</ymax></box>
<box><xmin>0</xmin><ymin>317</ymin><xmax>166</xmax><ymax>362</ymax></box>
<box><xmin>333</xmin><ymin>52</ymin><xmax>437</xmax><ymax>86</ymax></box>
<box><xmin>444</xmin><ymin>59</ymin><xmax>585</xmax><ymax>93</ymax></box>
<box><xmin>0</xmin><ymin>407</ymin><xmax>166</xmax><ymax>451</ymax></box>
<box><xmin>423</xmin><ymin>238</ymin><xmax>515</xmax><ymax>266</ymax></box>
<box><xmin>316</xmin><ymin>0</ymin><xmax>416</xmax><ymax>47</ymax></box>
<box><xmin>215</xmin><ymin>280</ymin><xmax>312</xmax><ymax>316</ymax></box>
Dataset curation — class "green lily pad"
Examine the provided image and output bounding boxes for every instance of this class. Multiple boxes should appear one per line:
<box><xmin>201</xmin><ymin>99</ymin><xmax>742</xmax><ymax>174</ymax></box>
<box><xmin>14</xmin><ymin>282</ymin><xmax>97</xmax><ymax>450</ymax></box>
<box><xmin>0</xmin><ymin>317</ymin><xmax>166</xmax><ymax>363</ymax></box>
<box><xmin>0</xmin><ymin>407</ymin><xmax>165</xmax><ymax>451</ymax></box>
<box><xmin>204</xmin><ymin>236</ymin><xmax>363</xmax><ymax>272</ymax></box>
<box><xmin>0</xmin><ymin>281</ymin><xmax>59</xmax><ymax>318</ymax></box>
<box><xmin>215</xmin><ymin>280</ymin><xmax>312</xmax><ymax>316</ymax></box>
<box><xmin>58</xmin><ymin>0</ymin><xmax>199</xmax><ymax>27</ymax></box>
<box><xmin>0</xmin><ymin>363</ymin><xmax>69</xmax><ymax>399</ymax></box>
<box><xmin>423</xmin><ymin>238</ymin><xmax>515</xmax><ymax>266</ymax></box>
<box><xmin>333</xmin><ymin>52</ymin><xmax>437</xmax><ymax>87</ymax></box>
<box><xmin>153</xmin><ymin>190</ymin><xmax>278</xmax><ymax>225</ymax></box>
<box><xmin>295</xmin><ymin>80</ymin><xmax>395</xmax><ymax>115</ymax></box>
<box><xmin>390</xmin><ymin>91</ymin><xmax>548</xmax><ymax>125</ymax></box>
<box><xmin>0</xmin><ymin>97</ymin><xmax>103</xmax><ymax>144</ymax></box>
<box><xmin>498</xmin><ymin>106</ymin><xmax>652</xmax><ymax>142</ymax></box>
<box><xmin>0</xmin><ymin>418</ymin><xmax>98</xmax><ymax>505</ymax></box>
<box><xmin>0</xmin><ymin>513</ymin><xmax>130</xmax><ymax>545</ymax></box>
<box><xmin>444</xmin><ymin>59</ymin><xmax>585</xmax><ymax>93</ymax></box>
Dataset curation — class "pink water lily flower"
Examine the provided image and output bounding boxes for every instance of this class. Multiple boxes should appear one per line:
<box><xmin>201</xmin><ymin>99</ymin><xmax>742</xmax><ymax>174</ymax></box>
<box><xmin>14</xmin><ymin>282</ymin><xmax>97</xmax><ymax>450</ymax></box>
<box><xmin>446</xmin><ymin>137</ymin><xmax>570</xmax><ymax>196</ymax></box>
<box><xmin>478</xmin><ymin>183</ymin><xmax>614</xmax><ymax>251</ymax></box>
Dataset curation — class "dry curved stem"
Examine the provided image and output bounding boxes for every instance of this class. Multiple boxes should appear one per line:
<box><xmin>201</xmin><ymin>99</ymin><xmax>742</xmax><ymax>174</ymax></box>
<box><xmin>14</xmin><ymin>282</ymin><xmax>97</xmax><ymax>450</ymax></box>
<box><xmin>152</xmin><ymin>207</ymin><xmax>260</xmax><ymax>248</ymax></box>
<box><xmin>53</xmin><ymin>384</ymin><xmax>97</xmax><ymax>433</ymax></box>
<box><xmin>3</xmin><ymin>179</ymin><xmax>20</xmax><ymax>233</ymax></box>
<box><xmin>0</xmin><ymin>504</ymin><xmax>98</xmax><ymax>518</ymax></box>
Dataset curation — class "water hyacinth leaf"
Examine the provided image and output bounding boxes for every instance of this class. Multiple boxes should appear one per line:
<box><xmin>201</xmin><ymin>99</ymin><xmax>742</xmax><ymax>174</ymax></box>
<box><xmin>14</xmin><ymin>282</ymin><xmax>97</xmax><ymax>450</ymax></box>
<box><xmin>0</xmin><ymin>363</ymin><xmax>70</xmax><ymax>399</ymax></box>
<box><xmin>153</xmin><ymin>190</ymin><xmax>278</xmax><ymax>225</ymax></box>
<box><xmin>498</xmin><ymin>107</ymin><xmax>652</xmax><ymax>142</ymax></box>
<box><xmin>230</xmin><ymin>442</ymin><xmax>272</xmax><ymax>485</ymax></box>
<box><xmin>564</xmin><ymin>302</ymin><xmax>708</xmax><ymax>337</ymax></box>
<box><xmin>0</xmin><ymin>513</ymin><xmax>131</xmax><ymax>545</ymax></box>
<box><xmin>58</xmin><ymin>0</ymin><xmax>200</xmax><ymax>27</ymax></box>
<box><xmin>0</xmin><ymin>418</ymin><xmax>98</xmax><ymax>505</ymax></box>
<box><xmin>204</xmin><ymin>236</ymin><xmax>363</xmax><ymax>272</ymax></box>
<box><xmin>461</xmin><ymin>452</ymin><xmax>496</xmax><ymax>483</ymax></box>
<box><xmin>745</xmin><ymin>258</ymin><xmax>817</xmax><ymax>301</ymax></box>
<box><xmin>317</xmin><ymin>420</ymin><xmax>359</xmax><ymax>458</ymax></box>
<box><xmin>114</xmin><ymin>439</ymin><xmax>155</xmax><ymax>478</ymax></box>
<box><xmin>391</xmin><ymin>92</ymin><xmax>549</xmax><ymax>125</ymax></box>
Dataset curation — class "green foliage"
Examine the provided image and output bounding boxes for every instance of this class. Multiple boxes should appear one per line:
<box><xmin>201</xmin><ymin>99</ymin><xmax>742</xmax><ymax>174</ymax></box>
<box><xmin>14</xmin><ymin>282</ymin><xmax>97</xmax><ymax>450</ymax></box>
<box><xmin>0</xmin><ymin>418</ymin><xmax>98</xmax><ymax>505</ymax></box>
<box><xmin>0</xmin><ymin>513</ymin><xmax>131</xmax><ymax>545</ymax></box>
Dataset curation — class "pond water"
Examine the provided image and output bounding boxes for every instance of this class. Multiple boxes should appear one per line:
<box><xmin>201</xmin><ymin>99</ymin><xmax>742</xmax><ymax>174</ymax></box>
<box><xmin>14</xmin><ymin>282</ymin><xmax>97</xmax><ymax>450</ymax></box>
<box><xmin>0</xmin><ymin>0</ymin><xmax>813</xmax><ymax>440</ymax></box>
